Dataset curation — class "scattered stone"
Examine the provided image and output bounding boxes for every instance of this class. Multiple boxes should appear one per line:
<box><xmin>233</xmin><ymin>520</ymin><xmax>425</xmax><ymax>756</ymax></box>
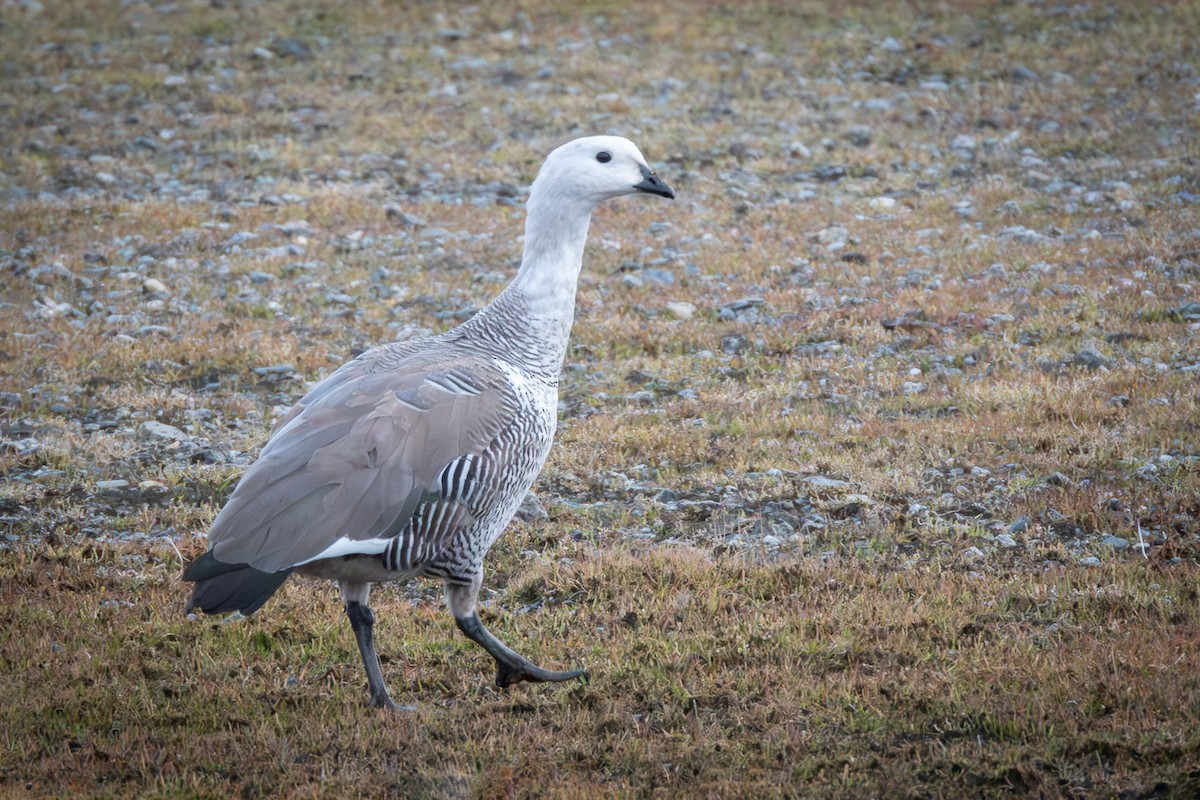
<box><xmin>515</xmin><ymin>491</ymin><xmax>548</xmax><ymax>522</ymax></box>
<box><xmin>996</xmin><ymin>533</ymin><xmax>1018</xmax><ymax>548</ymax></box>
<box><xmin>665</xmin><ymin>301</ymin><xmax>696</xmax><ymax>319</ymax></box>
<box><xmin>1167</xmin><ymin>301</ymin><xmax>1200</xmax><ymax>321</ymax></box>
<box><xmin>1101</xmin><ymin>535</ymin><xmax>1130</xmax><ymax>550</ymax></box>
<box><xmin>1010</xmin><ymin>516</ymin><xmax>1031</xmax><ymax>534</ymax></box>
<box><xmin>721</xmin><ymin>334</ymin><xmax>750</xmax><ymax>355</ymax></box>
<box><xmin>1046</xmin><ymin>472</ymin><xmax>1071</xmax><ymax>487</ymax></box>
<box><xmin>137</xmin><ymin>421</ymin><xmax>188</xmax><ymax>442</ymax></box>
<box><xmin>1009</xmin><ymin>65</ymin><xmax>1040</xmax><ymax>83</ymax></box>
<box><xmin>843</xmin><ymin>125</ymin><xmax>873</xmax><ymax>147</ymax></box>
<box><xmin>1070</xmin><ymin>348</ymin><xmax>1110</xmax><ymax>369</ymax></box>
<box><xmin>998</xmin><ymin>226</ymin><xmax>1049</xmax><ymax>244</ymax></box>
<box><xmin>960</xmin><ymin>546</ymin><xmax>986</xmax><ymax>563</ymax></box>
<box><xmin>271</xmin><ymin>37</ymin><xmax>314</xmax><ymax>60</ymax></box>
<box><xmin>802</xmin><ymin>475</ymin><xmax>852</xmax><ymax>491</ymax></box>
<box><xmin>787</xmin><ymin>141</ymin><xmax>812</xmax><ymax>158</ymax></box>
<box><xmin>950</xmin><ymin>134</ymin><xmax>976</xmax><ymax>151</ymax></box>
<box><xmin>1079</xmin><ymin>555</ymin><xmax>1102</xmax><ymax>567</ymax></box>
<box><xmin>812</xmin><ymin>226</ymin><xmax>849</xmax><ymax>248</ymax></box>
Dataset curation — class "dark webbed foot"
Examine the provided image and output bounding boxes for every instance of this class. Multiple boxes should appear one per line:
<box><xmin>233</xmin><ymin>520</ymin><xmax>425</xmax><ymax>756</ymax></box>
<box><xmin>456</xmin><ymin>613</ymin><xmax>587</xmax><ymax>688</ymax></box>
<box><xmin>495</xmin><ymin>660</ymin><xmax>587</xmax><ymax>689</ymax></box>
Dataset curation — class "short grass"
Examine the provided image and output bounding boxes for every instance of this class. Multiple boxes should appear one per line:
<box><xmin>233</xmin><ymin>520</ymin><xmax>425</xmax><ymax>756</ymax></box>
<box><xmin>2</xmin><ymin>0</ymin><xmax>1198</xmax><ymax>797</ymax></box>
<box><xmin>3</xmin><ymin>540</ymin><xmax>1199</xmax><ymax>798</ymax></box>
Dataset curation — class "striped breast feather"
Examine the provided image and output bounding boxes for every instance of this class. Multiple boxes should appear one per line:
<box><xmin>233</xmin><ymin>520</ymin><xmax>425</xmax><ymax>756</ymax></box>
<box><xmin>205</xmin><ymin>353</ymin><xmax>521</xmax><ymax>573</ymax></box>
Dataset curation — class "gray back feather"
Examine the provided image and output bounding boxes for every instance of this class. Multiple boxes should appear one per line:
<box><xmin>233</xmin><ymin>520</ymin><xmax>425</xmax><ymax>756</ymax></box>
<box><xmin>207</xmin><ymin>345</ymin><xmax>520</xmax><ymax>573</ymax></box>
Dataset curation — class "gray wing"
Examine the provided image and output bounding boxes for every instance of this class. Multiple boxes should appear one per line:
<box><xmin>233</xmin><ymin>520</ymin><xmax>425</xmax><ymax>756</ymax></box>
<box><xmin>206</xmin><ymin>348</ymin><xmax>519</xmax><ymax>574</ymax></box>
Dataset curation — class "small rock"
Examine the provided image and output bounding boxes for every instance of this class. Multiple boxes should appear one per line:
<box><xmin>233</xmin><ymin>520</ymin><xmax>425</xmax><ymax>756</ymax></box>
<box><xmin>995</xmin><ymin>533</ymin><xmax>1018</xmax><ymax>548</ymax></box>
<box><xmin>656</xmin><ymin>489</ymin><xmax>679</xmax><ymax>503</ymax></box>
<box><xmin>642</xmin><ymin>268</ymin><xmax>674</xmax><ymax>286</ymax></box>
<box><xmin>812</xmin><ymin>226</ymin><xmax>849</xmax><ymax>247</ymax></box>
<box><xmin>252</xmin><ymin>364</ymin><xmax>296</xmax><ymax>378</ymax></box>
<box><xmin>1100</xmin><ymin>535</ymin><xmax>1129</xmax><ymax>550</ymax></box>
<box><xmin>1010</xmin><ymin>516</ymin><xmax>1031</xmax><ymax>534</ymax></box>
<box><xmin>843</xmin><ymin>125</ymin><xmax>873</xmax><ymax>147</ymax></box>
<box><xmin>960</xmin><ymin>546</ymin><xmax>986</xmax><ymax>563</ymax></box>
<box><xmin>868</xmin><ymin>196</ymin><xmax>896</xmax><ymax>210</ymax></box>
<box><xmin>1079</xmin><ymin>555</ymin><xmax>1102</xmax><ymax>567</ymax></box>
<box><xmin>951</xmin><ymin>134</ymin><xmax>976</xmax><ymax>151</ymax></box>
<box><xmin>515</xmin><ymin>491</ymin><xmax>548</xmax><ymax>522</ymax></box>
<box><xmin>665</xmin><ymin>301</ymin><xmax>696</xmax><ymax>319</ymax></box>
<box><xmin>1009</xmin><ymin>65</ymin><xmax>1040</xmax><ymax>83</ymax></box>
<box><xmin>137</xmin><ymin>420</ymin><xmax>188</xmax><ymax>442</ymax></box>
<box><xmin>163</xmin><ymin>75</ymin><xmax>187</xmax><ymax>87</ymax></box>
<box><xmin>142</xmin><ymin>277</ymin><xmax>168</xmax><ymax>295</ymax></box>
<box><xmin>278</xmin><ymin>220</ymin><xmax>313</xmax><ymax>237</ymax></box>
<box><xmin>999</xmin><ymin>226</ymin><xmax>1049</xmax><ymax>245</ymax></box>
<box><xmin>787</xmin><ymin>141</ymin><xmax>812</xmax><ymax>158</ymax></box>
<box><xmin>1167</xmin><ymin>301</ymin><xmax>1200</xmax><ymax>321</ymax></box>
<box><xmin>879</xmin><ymin>36</ymin><xmax>905</xmax><ymax>52</ymax></box>
<box><xmin>1071</xmin><ymin>348</ymin><xmax>1110</xmax><ymax>369</ymax></box>
<box><xmin>721</xmin><ymin>334</ymin><xmax>750</xmax><ymax>355</ymax></box>
<box><xmin>226</xmin><ymin>231</ymin><xmax>258</xmax><ymax>248</ymax></box>
<box><xmin>271</xmin><ymin>37</ymin><xmax>314</xmax><ymax>60</ymax></box>
<box><xmin>96</xmin><ymin>479</ymin><xmax>130</xmax><ymax>490</ymax></box>
<box><xmin>1046</xmin><ymin>472</ymin><xmax>1071</xmax><ymax>487</ymax></box>
<box><xmin>802</xmin><ymin>475</ymin><xmax>852</xmax><ymax>491</ymax></box>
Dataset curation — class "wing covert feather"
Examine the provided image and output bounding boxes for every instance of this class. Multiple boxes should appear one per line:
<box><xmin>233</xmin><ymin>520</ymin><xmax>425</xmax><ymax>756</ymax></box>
<box><xmin>207</xmin><ymin>352</ymin><xmax>518</xmax><ymax>573</ymax></box>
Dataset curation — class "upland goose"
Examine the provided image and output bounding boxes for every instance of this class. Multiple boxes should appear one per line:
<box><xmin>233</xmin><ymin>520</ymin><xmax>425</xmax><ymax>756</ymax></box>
<box><xmin>184</xmin><ymin>136</ymin><xmax>675</xmax><ymax>709</ymax></box>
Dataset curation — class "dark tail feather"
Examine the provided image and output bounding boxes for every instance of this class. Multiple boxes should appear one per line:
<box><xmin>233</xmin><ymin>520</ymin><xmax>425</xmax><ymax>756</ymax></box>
<box><xmin>184</xmin><ymin>551</ymin><xmax>291</xmax><ymax>616</ymax></box>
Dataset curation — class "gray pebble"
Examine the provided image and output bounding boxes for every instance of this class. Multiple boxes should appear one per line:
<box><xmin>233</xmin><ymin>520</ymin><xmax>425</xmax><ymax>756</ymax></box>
<box><xmin>1071</xmin><ymin>348</ymin><xmax>1110</xmax><ymax>369</ymax></box>
<box><xmin>137</xmin><ymin>420</ymin><xmax>188</xmax><ymax>442</ymax></box>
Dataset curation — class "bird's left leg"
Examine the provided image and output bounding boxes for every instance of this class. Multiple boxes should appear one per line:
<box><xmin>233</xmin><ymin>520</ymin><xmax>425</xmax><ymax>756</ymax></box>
<box><xmin>446</xmin><ymin>575</ymin><xmax>586</xmax><ymax>688</ymax></box>
<box><xmin>341</xmin><ymin>581</ymin><xmax>412</xmax><ymax>711</ymax></box>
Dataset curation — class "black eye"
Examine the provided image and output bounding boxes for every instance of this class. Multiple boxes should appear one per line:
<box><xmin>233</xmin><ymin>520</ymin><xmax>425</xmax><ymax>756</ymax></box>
<box><xmin>596</xmin><ymin>151</ymin><xmax>612</xmax><ymax>163</ymax></box>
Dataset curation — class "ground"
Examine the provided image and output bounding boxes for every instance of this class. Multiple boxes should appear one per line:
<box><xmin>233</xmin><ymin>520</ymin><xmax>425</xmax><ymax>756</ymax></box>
<box><xmin>1</xmin><ymin>1</ymin><xmax>1198</xmax><ymax>797</ymax></box>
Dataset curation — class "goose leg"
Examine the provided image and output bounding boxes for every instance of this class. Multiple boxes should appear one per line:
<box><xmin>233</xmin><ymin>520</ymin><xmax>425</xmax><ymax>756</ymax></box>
<box><xmin>341</xmin><ymin>582</ymin><xmax>413</xmax><ymax>711</ymax></box>
<box><xmin>446</xmin><ymin>581</ymin><xmax>587</xmax><ymax>688</ymax></box>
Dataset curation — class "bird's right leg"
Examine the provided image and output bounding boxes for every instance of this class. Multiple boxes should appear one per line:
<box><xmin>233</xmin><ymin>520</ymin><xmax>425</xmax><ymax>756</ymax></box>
<box><xmin>341</xmin><ymin>581</ymin><xmax>412</xmax><ymax>711</ymax></box>
<box><xmin>446</xmin><ymin>578</ymin><xmax>587</xmax><ymax>688</ymax></box>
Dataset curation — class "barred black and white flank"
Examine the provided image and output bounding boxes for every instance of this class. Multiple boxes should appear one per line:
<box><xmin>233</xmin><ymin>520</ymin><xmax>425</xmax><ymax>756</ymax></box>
<box><xmin>183</xmin><ymin>136</ymin><xmax>675</xmax><ymax>709</ymax></box>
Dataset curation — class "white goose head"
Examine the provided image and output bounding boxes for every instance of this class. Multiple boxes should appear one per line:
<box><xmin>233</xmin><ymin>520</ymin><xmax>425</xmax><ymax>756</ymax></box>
<box><xmin>528</xmin><ymin>135</ymin><xmax>675</xmax><ymax>210</ymax></box>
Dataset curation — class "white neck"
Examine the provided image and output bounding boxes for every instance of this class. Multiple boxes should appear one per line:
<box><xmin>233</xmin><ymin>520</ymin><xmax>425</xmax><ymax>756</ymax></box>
<box><xmin>461</xmin><ymin>186</ymin><xmax>596</xmax><ymax>376</ymax></box>
<box><xmin>508</xmin><ymin>189</ymin><xmax>594</xmax><ymax>320</ymax></box>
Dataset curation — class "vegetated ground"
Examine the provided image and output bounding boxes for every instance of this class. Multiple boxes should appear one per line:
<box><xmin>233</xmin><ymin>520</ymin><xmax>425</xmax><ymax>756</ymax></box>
<box><xmin>1</xmin><ymin>0</ymin><xmax>1198</xmax><ymax>797</ymax></box>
